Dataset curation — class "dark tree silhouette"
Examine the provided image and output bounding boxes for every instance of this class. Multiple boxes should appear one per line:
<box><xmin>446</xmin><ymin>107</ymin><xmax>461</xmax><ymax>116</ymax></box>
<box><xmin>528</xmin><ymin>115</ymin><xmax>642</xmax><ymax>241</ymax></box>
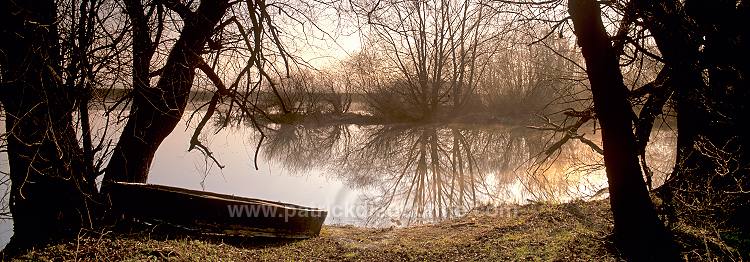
<box><xmin>103</xmin><ymin>0</ymin><xmax>230</xmax><ymax>185</ymax></box>
<box><xmin>0</xmin><ymin>0</ymin><xmax>100</xmax><ymax>252</ymax></box>
<box><xmin>631</xmin><ymin>0</ymin><xmax>750</xmax><ymax>234</ymax></box>
<box><xmin>568</xmin><ymin>0</ymin><xmax>678</xmax><ymax>260</ymax></box>
<box><xmin>1</xmin><ymin>0</ymin><xmax>275</xmax><ymax>253</ymax></box>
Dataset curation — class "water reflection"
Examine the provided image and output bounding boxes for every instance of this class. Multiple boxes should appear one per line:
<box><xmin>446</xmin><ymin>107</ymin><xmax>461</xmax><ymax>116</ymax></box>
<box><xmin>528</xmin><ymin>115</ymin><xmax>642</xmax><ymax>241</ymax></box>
<box><xmin>263</xmin><ymin>124</ymin><xmax>351</xmax><ymax>174</ymax></box>
<box><xmin>254</xmin><ymin>122</ymin><xmax>675</xmax><ymax>226</ymax></box>
<box><xmin>0</xmin><ymin>111</ymin><xmax>676</xmax><ymax>240</ymax></box>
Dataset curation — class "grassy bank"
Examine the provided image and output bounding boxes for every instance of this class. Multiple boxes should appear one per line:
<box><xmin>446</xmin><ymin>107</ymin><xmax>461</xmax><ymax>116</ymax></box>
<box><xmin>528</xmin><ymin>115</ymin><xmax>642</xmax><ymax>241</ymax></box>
<box><xmin>11</xmin><ymin>200</ymin><xmax>747</xmax><ymax>261</ymax></box>
<box><xmin>14</xmin><ymin>201</ymin><xmax>615</xmax><ymax>261</ymax></box>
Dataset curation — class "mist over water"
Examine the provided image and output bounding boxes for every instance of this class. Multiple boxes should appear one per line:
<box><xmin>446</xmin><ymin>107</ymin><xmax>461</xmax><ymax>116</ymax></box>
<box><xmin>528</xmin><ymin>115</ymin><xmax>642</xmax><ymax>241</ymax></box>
<box><xmin>0</xmin><ymin>111</ymin><xmax>677</xmax><ymax>248</ymax></box>
<box><xmin>146</xmin><ymin>113</ymin><xmax>676</xmax><ymax>226</ymax></box>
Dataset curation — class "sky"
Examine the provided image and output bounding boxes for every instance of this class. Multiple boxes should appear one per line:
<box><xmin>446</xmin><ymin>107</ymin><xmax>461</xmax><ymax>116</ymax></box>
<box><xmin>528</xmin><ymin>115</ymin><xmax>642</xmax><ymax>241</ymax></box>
<box><xmin>273</xmin><ymin>3</ymin><xmax>364</xmax><ymax>69</ymax></box>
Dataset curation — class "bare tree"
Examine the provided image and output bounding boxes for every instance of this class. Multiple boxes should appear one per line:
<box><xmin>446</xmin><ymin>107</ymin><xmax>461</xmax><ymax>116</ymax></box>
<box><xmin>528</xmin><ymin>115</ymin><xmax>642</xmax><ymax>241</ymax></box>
<box><xmin>354</xmin><ymin>0</ymin><xmax>502</xmax><ymax>120</ymax></box>
<box><xmin>1</xmin><ymin>0</ymin><xmax>101</xmax><ymax>251</ymax></box>
<box><xmin>568</xmin><ymin>0</ymin><xmax>678</xmax><ymax>259</ymax></box>
<box><xmin>1</xmin><ymin>0</ymin><xmax>312</xmax><ymax>252</ymax></box>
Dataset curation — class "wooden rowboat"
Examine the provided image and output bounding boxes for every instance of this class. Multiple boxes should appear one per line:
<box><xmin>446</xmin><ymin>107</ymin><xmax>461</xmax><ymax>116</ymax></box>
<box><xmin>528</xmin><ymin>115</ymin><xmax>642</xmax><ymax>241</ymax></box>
<box><xmin>108</xmin><ymin>182</ymin><xmax>327</xmax><ymax>238</ymax></box>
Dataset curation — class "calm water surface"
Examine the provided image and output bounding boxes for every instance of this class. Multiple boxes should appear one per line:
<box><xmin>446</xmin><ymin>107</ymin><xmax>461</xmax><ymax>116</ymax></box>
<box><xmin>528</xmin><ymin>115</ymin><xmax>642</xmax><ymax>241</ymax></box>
<box><xmin>0</xmin><ymin>112</ymin><xmax>677</xmax><ymax>247</ymax></box>
<box><xmin>145</xmin><ymin>113</ymin><xmax>676</xmax><ymax>225</ymax></box>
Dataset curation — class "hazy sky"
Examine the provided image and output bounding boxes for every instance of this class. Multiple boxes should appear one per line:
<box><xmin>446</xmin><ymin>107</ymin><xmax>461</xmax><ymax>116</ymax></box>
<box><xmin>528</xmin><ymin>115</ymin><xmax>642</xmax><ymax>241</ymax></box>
<box><xmin>276</xmin><ymin>5</ymin><xmax>364</xmax><ymax>69</ymax></box>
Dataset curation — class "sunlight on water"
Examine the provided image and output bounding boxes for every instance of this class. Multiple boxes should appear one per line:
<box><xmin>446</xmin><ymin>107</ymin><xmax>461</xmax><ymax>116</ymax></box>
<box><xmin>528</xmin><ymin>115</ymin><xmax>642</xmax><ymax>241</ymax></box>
<box><xmin>0</xmin><ymin>111</ymin><xmax>676</xmax><ymax>247</ymax></box>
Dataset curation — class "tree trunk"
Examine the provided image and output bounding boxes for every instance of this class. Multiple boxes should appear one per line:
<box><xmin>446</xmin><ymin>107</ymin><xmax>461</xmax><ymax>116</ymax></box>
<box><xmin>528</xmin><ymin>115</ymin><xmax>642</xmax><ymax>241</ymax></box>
<box><xmin>633</xmin><ymin>0</ymin><xmax>750</xmax><ymax>232</ymax></box>
<box><xmin>103</xmin><ymin>0</ymin><xmax>230</xmax><ymax>185</ymax></box>
<box><xmin>0</xmin><ymin>0</ymin><xmax>100</xmax><ymax>252</ymax></box>
<box><xmin>634</xmin><ymin>0</ymin><xmax>750</xmax><ymax>233</ymax></box>
<box><xmin>568</xmin><ymin>0</ymin><xmax>678</xmax><ymax>260</ymax></box>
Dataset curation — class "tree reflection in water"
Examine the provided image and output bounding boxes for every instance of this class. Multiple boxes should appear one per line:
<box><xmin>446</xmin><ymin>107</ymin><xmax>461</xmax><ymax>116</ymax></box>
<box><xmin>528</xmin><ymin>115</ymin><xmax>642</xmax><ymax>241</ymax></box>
<box><xmin>252</xmin><ymin>122</ymin><xmax>674</xmax><ymax>226</ymax></box>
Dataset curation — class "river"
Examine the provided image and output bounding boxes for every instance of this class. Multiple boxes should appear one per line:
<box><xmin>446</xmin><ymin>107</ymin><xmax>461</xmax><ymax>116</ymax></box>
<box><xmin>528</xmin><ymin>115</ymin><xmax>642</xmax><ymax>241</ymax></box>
<box><xmin>0</xmin><ymin>111</ymin><xmax>677</xmax><ymax>248</ymax></box>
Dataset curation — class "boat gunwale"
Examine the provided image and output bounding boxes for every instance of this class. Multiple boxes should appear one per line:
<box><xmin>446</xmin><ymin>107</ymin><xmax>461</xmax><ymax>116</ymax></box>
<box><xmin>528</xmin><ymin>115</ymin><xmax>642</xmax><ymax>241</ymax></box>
<box><xmin>112</xmin><ymin>182</ymin><xmax>327</xmax><ymax>213</ymax></box>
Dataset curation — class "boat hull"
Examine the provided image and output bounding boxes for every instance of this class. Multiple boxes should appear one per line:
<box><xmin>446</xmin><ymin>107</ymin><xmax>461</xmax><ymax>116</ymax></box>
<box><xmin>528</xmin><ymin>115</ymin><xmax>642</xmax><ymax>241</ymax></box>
<box><xmin>109</xmin><ymin>182</ymin><xmax>327</xmax><ymax>238</ymax></box>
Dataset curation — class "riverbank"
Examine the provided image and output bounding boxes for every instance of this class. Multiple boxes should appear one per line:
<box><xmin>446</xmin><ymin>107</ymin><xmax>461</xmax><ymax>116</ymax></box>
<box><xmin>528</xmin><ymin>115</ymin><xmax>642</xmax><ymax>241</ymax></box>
<box><xmin>14</xmin><ymin>201</ymin><xmax>616</xmax><ymax>261</ymax></box>
<box><xmin>11</xmin><ymin>200</ymin><xmax>747</xmax><ymax>261</ymax></box>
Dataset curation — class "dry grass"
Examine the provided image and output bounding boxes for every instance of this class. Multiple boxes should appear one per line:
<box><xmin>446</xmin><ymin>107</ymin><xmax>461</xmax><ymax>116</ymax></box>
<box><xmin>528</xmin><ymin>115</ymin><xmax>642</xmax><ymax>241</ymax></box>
<box><xmin>17</xmin><ymin>199</ymin><xmax>748</xmax><ymax>261</ymax></box>
<box><xmin>14</xmin><ymin>200</ymin><xmax>619</xmax><ymax>261</ymax></box>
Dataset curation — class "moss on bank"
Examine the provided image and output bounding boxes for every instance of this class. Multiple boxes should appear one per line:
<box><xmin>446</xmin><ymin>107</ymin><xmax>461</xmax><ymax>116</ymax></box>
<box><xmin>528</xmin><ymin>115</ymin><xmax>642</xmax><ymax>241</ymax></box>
<box><xmin>11</xmin><ymin>200</ymin><xmax>747</xmax><ymax>261</ymax></box>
